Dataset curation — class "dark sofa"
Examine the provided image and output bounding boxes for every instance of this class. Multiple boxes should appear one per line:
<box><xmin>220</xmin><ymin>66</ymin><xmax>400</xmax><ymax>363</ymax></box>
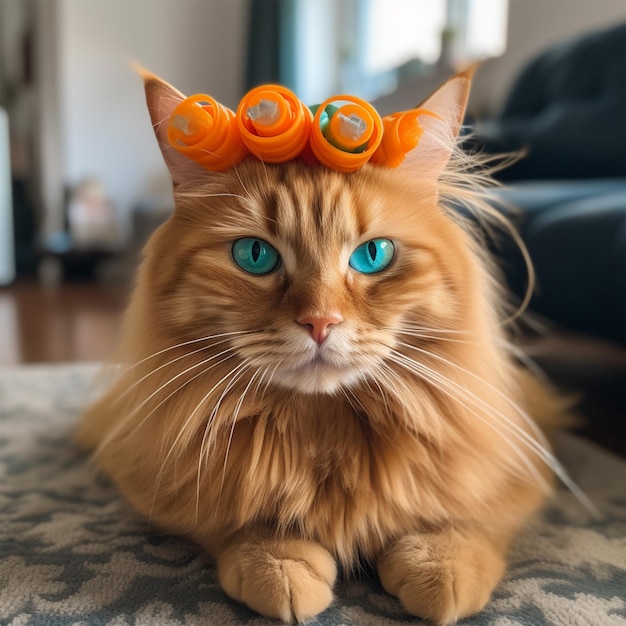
<box><xmin>464</xmin><ymin>23</ymin><xmax>625</xmax><ymax>454</ymax></box>
<box><xmin>469</xmin><ymin>23</ymin><xmax>626</xmax><ymax>346</ymax></box>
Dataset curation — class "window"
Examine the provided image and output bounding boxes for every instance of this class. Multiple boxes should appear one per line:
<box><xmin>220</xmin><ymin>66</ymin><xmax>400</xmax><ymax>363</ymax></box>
<box><xmin>289</xmin><ymin>0</ymin><xmax>508</xmax><ymax>104</ymax></box>
<box><xmin>364</xmin><ymin>0</ymin><xmax>447</xmax><ymax>74</ymax></box>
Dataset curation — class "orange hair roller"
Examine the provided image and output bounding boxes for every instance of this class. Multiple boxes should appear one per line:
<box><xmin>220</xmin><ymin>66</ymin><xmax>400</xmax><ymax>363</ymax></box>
<box><xmin>371</xmin><ymin>108</ymin><xmax>440</xmax><ymax>168</ymax></box>
<box><xmin>236</xmin><ymin>85</ymin><xmax>312</xmax><ymax>163</ymax></box>
<box><xmin>309</xmin><ymin>95</ymin><xmax>383</xmax><ymax>173</ymax></box>
<box><xmin>167</xmin><ymin>94</ymin><xmax>248</xmax><ymax>172</ymax></box>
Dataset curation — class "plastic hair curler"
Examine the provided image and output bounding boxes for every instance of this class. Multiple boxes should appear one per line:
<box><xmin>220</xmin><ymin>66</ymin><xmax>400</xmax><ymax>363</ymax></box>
<box><xmin>167</xmin><ymin>94</ymin><xmax>248</xmax><ymax>171</ymax></box>
<box><xmin>309</xmin><ymin>96</ymin><xmax>383</xmax><ymax>173</ymax></box>
<box><xmin>236</xmin><ymin>85</ymin><xmax>312</xmax><ymax>163</ymax></box>
<box><xmin>371</xmin><ymin>109</ymin><xmax>441</xmax><ymax>168</ymax></box>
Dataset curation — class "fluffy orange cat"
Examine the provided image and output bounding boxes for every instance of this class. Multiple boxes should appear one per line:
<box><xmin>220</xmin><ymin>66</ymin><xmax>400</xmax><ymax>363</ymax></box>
<box><xmin>76</xmin><ymin>70</ymin><xmax>565</xmax><ymax>624</ymax></box>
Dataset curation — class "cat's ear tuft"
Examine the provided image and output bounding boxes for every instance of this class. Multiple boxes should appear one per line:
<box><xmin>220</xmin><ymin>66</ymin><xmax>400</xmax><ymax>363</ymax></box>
<box><xmin>140</xmin><ymin>70</ymin><xmax>208</xmax><ymax>186</ymax></box>
<box><xmin>399</xmin><ymin>66</ymin><xmax>475</xmax><ymax>179</ymax></box>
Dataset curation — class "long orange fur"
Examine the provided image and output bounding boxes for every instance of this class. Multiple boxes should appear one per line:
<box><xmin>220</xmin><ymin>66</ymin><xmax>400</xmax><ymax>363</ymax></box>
<box><xmin>76</xmin><ymin>70</ymin><xmax>565</xmax><ymax>624</ymax></box>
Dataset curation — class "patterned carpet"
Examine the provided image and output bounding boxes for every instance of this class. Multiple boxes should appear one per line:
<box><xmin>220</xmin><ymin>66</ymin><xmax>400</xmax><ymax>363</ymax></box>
<box><xmin>1</xmin><ymin>363</ymin><xmax>625</xmax><ymax>625</ymax></box>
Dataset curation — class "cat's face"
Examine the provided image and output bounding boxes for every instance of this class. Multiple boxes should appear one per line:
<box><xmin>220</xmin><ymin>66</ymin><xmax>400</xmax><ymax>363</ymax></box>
<box><xmin>140</xmin><ymin>72</ymin><xmax>479</xmax><ymax>395</ymax></box>
<box><xmin>146</xmin><ymin>159</ymin><xmax>474</xmax><ymax>394</ymax></box>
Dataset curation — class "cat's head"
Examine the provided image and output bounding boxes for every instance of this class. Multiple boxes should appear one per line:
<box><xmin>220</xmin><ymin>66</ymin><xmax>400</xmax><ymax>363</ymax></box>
<box><xmin>138</xmin><ymin>71</ymin><xmax>494</xmax><ymax>395</ymax></box>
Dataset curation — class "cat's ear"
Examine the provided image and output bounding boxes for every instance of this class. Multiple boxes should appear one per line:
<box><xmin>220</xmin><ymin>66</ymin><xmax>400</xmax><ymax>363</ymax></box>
<box><xmin>399</xmin><ymin>67</ymin><xmax>475</xmax><ymax>179</ymax></box>
<box><xmin>140</xmin><ymin>69</ymin><xmax>209</xmax><ymax>186</ymax></box>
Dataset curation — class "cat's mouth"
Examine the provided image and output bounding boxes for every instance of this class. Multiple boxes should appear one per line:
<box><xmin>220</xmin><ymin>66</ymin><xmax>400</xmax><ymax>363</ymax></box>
<box><xmin>237</xmin><ymin>329</ymin><xmax>380</xmax><ymax>394</ymax></box>
<box><xmin>311</xmin><ymin>350</ymin><xmax>327</xmax><ymax>365</ymax></box>
<box><xmin>276</xmin><ymin>346</ymin><xmax>363</xmax><ymax>394</ymax></box>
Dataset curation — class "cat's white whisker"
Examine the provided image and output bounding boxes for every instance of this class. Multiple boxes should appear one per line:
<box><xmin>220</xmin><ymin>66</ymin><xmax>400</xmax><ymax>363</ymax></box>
<box><xmin>392</xmin><ymin>349</ymin><xmax>547</xmax><ymax>462</ymax></box>
<box><xmin>387</xmin><ymin>325</ymin><xmax>477</xmax><ymax>336</ymax></box>
<box><xmin>388</xmin><ymin>350</ymin><xmax>550</xmax><ymax>490</ymax></box>
<box><xmin>505</xmin><ymin>345</ymin><xmax>554</xmax><ymax>387</ymax></box>
<box><xmin>341</xmin><ymin>386</ymin><xmax>368</xmax><ymax>419</ymax></box>
<box><xmin>147</xmin><ymin>357</ymin><xmax>252</xmax><ymax>523</ymax></box>
<box><xmin>196</xmin><ymin>359</ymin><xmax>258</xmax><ymax>522</ymax></box>
<box><xmin>117</xmin><ymin>336</ymin><xmax>240</xmax><ymax>400</ymax></box>
<box><xmin>201</xmin><ymin>192</ymin><xmax>251</xmax><ymax>201</ymax></box>
<box><xmin>357</xmin><ymin>363</ymin><xmax>402</xmax><ymax>424</ymax></box>
<box><xmin>122</xmin><ymin>330</ymin><xmax>250</xmax><ymax>370</ymax></box>
<box><xmin>92</xmin><ymin>348</ymin><xmax>239</xmax><ymax>460</ymax></box>
<box><xmin>253</xmin><ymin>365</ymin><xmax>271</xmax><ymax>399</ymax></box>
<box><xmin>397</xmin><ymin>341</ymin><xmax>551</xmax><ymax>452</ymax></box>
<box><xmin>339</xmin><ymin>389</ymin><xmax>359</xmax><ymax>416</ymax></box>
<box><xmin>176</xmin><ymin>188</ymin><xmax>252</xmax><ymax>205</ymax></box>
<box><xmin>370</xmin><ymin>362</ymin><xmax>414</xmax><ymax>423</ymax></box>
<box><xmin>392</xmin><ymin>326</ymin><xmax>553</xmax><ymax>387</ymax></box>
<box><xmin>392</xmin><ymin>328</ymin><xmax>491</xmax><ymax>347</ymax></box>
<box><xmin>131</xmin><ymin>348</ymin><xmax>238</xmax><ymax>416</ymax></box>
<box><xmin>128</xmin><ymin>351</ymin><xmax>239</xmax><ymax>436</ymax></box>
<box><xmin>392</xmin><ymin>325</ymin><xmax>527</xmax><ymax>356</ymax></box>
<box><xmin>231</xmin><ymin>161</ymin><xmax>254</xmax><ymax>201</ymax></box>
<box><xmin>153</xmin><ymin>114</ymin><xmax>170</xmax><ymax>134</ymax></box>
<box><xmin>200</xmin><ymin>359</ymin><xmax>254</xmax><ymax>462</ymax></box>
<box><xmin>219</xmin><ymin>364</ymin><xmax>263</xmax><ymax>493</ymax></box>
<box><xmin>261</xmin><ymin>361</ymin><xmax>283</xmax><ymax>399</ymax></box>
<box><xmin>390</xmin><ymin>348</ymin><xmax>598</xmax><ymax>515</ymax></box>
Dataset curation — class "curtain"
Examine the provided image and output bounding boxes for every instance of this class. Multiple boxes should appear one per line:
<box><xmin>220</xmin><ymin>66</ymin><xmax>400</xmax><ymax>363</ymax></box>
<box><xmin>245</xmin><ymin>0</ymin><xmax>296</xmax><ymax>91</ymax></box>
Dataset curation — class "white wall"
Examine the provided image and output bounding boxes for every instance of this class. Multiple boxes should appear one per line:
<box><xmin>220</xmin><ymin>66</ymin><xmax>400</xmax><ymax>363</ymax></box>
<box><xmin>470</xmin><ymin>0</ymin><xmax>626</xmax><ymax>115</ymax></box>
<box><xmin>54</xmin><ymin>0</ymin><xmax>248</xmax><ymax>238</ymax></box>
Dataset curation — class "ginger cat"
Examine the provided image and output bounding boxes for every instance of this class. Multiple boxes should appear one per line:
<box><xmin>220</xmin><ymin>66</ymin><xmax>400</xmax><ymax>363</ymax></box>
<box><xmin>76</xmin><ymin>70</ymin><xmax>564</xmax><ymax>624</ymax></box>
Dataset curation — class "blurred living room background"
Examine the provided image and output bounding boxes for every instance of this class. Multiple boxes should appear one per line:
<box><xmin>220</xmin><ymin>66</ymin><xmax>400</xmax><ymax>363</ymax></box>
<box><xmin>0</xmin><ymin>0</ymin><xmax>624</xmax><ymax>451</ymax></box>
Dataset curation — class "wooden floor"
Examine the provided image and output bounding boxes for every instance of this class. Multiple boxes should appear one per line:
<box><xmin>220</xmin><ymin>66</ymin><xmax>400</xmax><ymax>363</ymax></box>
<box><xmin>0</xmin><ymin>281</ymin><xmax>129</xmax><ymax>365</ymax></box>
<box><xmin>1</xmin><ymin>280</ymin><xmax>623</xmax><ymax>455</ymax></box>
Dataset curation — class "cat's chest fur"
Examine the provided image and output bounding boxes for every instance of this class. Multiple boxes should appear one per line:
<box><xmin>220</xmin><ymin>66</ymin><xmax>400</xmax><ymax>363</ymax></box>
<box><xmin>205</xmin><ymin>392</ymin><xmax>474</xmax><ymax>564</ymax></box>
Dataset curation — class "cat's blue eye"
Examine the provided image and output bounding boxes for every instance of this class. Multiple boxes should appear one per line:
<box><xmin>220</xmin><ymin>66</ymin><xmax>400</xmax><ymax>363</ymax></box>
<box><xmin>232</xmin><ymin>238</ymin><xmax>280</xmax><ymax>275</ymax></box>
<box><xmin>349</xmin><ymin>238</ymin><xmax>395</xmax><ymax>274</ymax></box>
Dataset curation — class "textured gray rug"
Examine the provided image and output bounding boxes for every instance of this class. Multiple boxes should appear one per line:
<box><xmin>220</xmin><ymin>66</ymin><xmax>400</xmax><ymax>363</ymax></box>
<box><xmin>1</xmin><ymin>363</ymin><xmax>625</xmax><ymax>626</ymax></box>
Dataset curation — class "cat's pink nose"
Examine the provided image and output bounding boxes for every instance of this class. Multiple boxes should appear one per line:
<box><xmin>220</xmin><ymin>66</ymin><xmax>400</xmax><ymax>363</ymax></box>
<box><xmin>297</xmin><ymin>312</ymin><xmax>343</xmax><ymax>345</ymax></box>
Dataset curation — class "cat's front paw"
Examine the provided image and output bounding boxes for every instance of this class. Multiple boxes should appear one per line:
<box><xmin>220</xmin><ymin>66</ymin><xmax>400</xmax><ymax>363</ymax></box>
<box><xmin>217</xmin><ymin>536</ymin><xmax>337</xmax><ymax>623</ymax></box>
<box><xmin>377</xmin><ymin>530</ymin><xmax>506</xmax><ymax>625</ymax></box>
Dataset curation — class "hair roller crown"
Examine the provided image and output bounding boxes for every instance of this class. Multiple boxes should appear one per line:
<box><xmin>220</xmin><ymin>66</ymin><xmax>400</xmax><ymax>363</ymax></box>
<box><xmin>167</xmin><ymin>85</ymin><xmax>436</xmax><ymax>173</ymax></box>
